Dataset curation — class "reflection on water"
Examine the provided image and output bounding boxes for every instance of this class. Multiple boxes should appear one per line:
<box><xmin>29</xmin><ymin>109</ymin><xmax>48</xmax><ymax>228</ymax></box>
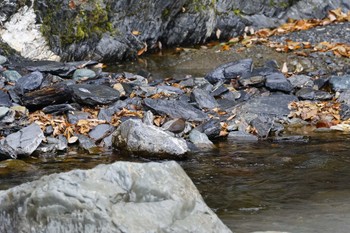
<box><xmin>1</xmin><ymin>132</ymin><xmax>350</xmax><ymax>232</ymax></box>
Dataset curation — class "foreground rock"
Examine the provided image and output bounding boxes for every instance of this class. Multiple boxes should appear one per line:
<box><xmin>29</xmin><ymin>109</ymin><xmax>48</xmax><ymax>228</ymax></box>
<box><xmin>112</xmin><ymin>119</ymin><xmax>189</xmax><ymax>158</ymax></box>
<box><xmin>0</xmin><ymin>161</ymin><xmax>232</xmax><ymax>233</ymax></box>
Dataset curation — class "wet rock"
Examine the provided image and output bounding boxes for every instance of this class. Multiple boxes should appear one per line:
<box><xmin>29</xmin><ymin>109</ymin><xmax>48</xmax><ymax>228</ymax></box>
<box><xmin>112</xmin><ymin>119</ymin><xmax>188</xmax><ymax>158</ymax></box>
<box><xmin>227</xmin><ymin>131</ymin><xmax>258</xmax><ymax>142</ymax></box>
<box><xmin>0</xmin><ymin>90</ymin><xmax>11</xmax><ymax>107</ymax></box>
<box><xmin>272</xmin><ymin>135</ymin><xmax>309</xmax><ymax>143</ymax></box>
<box><xmin>14</xmin><ymin>71</ymin><xmax>44</xmax><ymax>95</ymax></box>
<box><xmin>189</xmin><ymin>129</ymin><xmax>214</xmax><ymax>149</ymax></box>
<box><xmin>190</xmin><ymin>88</ymin><xmax>218</xmax><ymax>110</ymax></box>
<box><xmin>0</xmin><ymin>159</ymin><xmax>36</xmax><ymax>176</ymax></box>
<box><xmin>196</xmin><ymin>119</ymin><xmax>221</xmax><ymax>139</ymax></box>
<box><xmin>21</xmin><ymin>83</ymin><xmax>71</xmax><ymax>108</ymax></box>
<box><xmin>265</xmin><ymin>72</ymin><xmax>293</xmax><ymax>93</ymax></box>
<box><xmin>100</xmin><ymin>133</ymin><xmax>114</xmax><ymax>148</ymax></box>
<box><xmin>77</xmin><ymin>134</ymin><xmax>96</xmax><ymax>152</ymax></box>
<box><xmin>250</xmin><ymin>116</ymin><xmax>274</xmax><ymax>138</ymax></box>
<box><xmin>205</xmin><ymin>59</ymin><xmax>253</xmax><ymax>84</ymax></box>
<box><xmin>73</xmin><ymin>68</ymin><xmax>96</xmax><ymax>81</ymax></box>
<box><xmin>329</xmin><ymin>75</ymin><xmax>350</xmax><ymax>92</ymax></box>
<box><xmin>340</xmin><ymin>104</ymin><xmax>350</xmax><ymax>121</ymax></box>
<box><xmin>1</xmin><ymin>70</ymin><xmax>22</xmax><ymax>82</ymax></box>
<box><xmin>288</xmin><ymin>74</ymin><xmax>314</xmax><ymax>89</ymax></box>
<box><xmin>0</xmin><ymin>161</ymin><xmax>231</xmax><ymax>232</ymax></box>
<box><xmin>0</xmin><ymin>123</ymin><xmax>45</xmax><ymax>159</ymax></box>
<box><xmin>89</xmin><ymin>124</ymin><xmax>115</xmax><ymax>142</ymax></box>
<box><xmin>144</xmin><ymin>98</ymin><xmax>208</xmax><ymax>121</ymax></box>
<box><xmin>70</xmin><ymin>84</ymin><xmax>120</xmax><ymax>106</ymax></box>
<box><xmin>337</xmin><ymin>90</ymin><xmax>350</xmax><ymax>105</ymax></box>
<box><xmin>0</xmin><ymin>107</ymin><xmax>9</xmax><ymax>119</ymax></box>
<box><xmin>67</xmin><ymin>111</ymin><xmax>91</xmax><ymax>124</ymax></box>
<box><xmin>42</xmin><ymin>103</ymin><xmax>76</xmax><ymax>115</ymax></box>
<box><xmin>236</xmin><ymin>94</ymin><xmax>297</xmax><ymax>117</ymax></box>
<box><xmin>211</xmin><ymin>81</ymin><xmax>228</xmax><ymax>97</ymax></box>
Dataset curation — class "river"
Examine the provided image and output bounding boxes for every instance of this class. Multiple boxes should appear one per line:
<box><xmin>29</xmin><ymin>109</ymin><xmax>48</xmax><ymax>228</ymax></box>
<box><xmin>1</xmin><ymin>46</ymin><xmax>350</xmax><ymax>232</ymax></box>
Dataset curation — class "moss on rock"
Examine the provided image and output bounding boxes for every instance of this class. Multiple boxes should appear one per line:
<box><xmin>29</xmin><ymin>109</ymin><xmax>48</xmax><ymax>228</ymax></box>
<box><xmin>38</xmin><ymin>0</ymin><xmax>115</xmax><ymax>47</ymax></box>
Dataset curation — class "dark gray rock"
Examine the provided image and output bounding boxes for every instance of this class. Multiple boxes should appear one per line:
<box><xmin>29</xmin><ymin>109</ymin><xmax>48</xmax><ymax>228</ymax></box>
<box><xmin>338</xmin><ymin>90</ymin><xmax>350</xmax><ymax>105</ymax></box>
<box><xmin>265</xmin><ymin>72</ymin><xmax>293</xmax><ymax>93</ymax></box>
<box><xmin>21</xmin><ymin>83</ymin><xmax>71</xmax><ymax>109</ymax></box>
<box><xmin>272</xmin><ymin>135</ymin><xmax>309</xmax><ymax>143</ymax></box>
<box><xmin>227</xmin><ymin>131</ymin><xmax>258</xmax><ymax>142</ymax></box>
<box><xmin>14</xmin><ymin>71</ymin><xmax>44</xmax><ymax>95</ymax></box>
<box><xmin>211</xmin><ymin>81</ymin><xmax>229</xmax><ymax>97</ymax></box>
<box><xmin>196</xmin><ymin>119</ymin><xmax>221</xmax><ymax>139</ymax></box>
<box><xmin>0</xmin><ymin>123</ymin><xmax>45</xmax><ymax>159</ymax></box>
<box><xmin>42</xmin><ymin>103</ymin><xmax>76</xmax><ymax>115</ymax></box>
<box><xmin>0</xmin><ymin>90</ymin><xmax>11</xmax><ymax>107</ymax></box>
<box><xmin>340</xmin><ymin>104</ymin><xmax>350</xmax><ymax>121</ymax></box>
<box><xmin>329</xmin><ymin>75</ymin><xmax>350</xmax><ymax>92</ymax></box>
<box><xmin>89</xmin><ymin>124</ymin><xmax>115</xmax><ymax>142</ymax></box>
<box><xmin>144</xmin><ymin>98</ymin><xmax>208</xmax><ymax>121</ymax></box>
<box><xmin>67</xmin><ymin>111</ymin><xmax>91</xmax><ymax>124</ymax></box>
<box><xmin>70</xmin><ymin>84</ymin><xmax>120</xmax><ymax>106</ymax></box>
<box><xmin>0</xmin><ymin>161</ymin><xmax>232</xmax><ymax>233</ymax></box>
<box><xmin>190</xmin><ymin>88</ymin><xmax>218</xmax><ymax>110</ymax></box>
<box><xmin>296</xmin><ymin>88</ymin><xmax>316</xmax><ymax>100</ymax></box>
<box><xmin>250</xmin><ymin>115</ymin><xmax>274</xmax><ymax>138</ymax></box>
<box><xmin>1</xmin><ymin>70</ymin><xmax>21</xmax><ymax>82</ymax></box>
<box><xmin>205</xmin><ymin>59</ymin><xmax>253</xmax><ymax>84</ymax></box>
<box><xmin>112</xmin><ymin>119</ymin><xmax>188</xmax><ymax>158</ymax></box>
<box><xmin>237</xmin><ymin>94</ymin><xmax>298</xmax><ymax>117</ymax></box>
<box><xmin>77</xmin><ymin>134</ymin><xmax>96</xmax><ymax>152</ymax></box>
<box><xmin>288</xmin><ymin>74</ymin><xmax>314</xmax><ymax>89</ymax></box>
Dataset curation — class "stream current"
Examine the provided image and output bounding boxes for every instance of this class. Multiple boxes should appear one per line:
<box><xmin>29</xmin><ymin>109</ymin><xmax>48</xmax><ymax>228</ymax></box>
<box><xmin>2</xmin><ymin>46</ymin><xmax>350</xmax><ymax>232</ymax></box>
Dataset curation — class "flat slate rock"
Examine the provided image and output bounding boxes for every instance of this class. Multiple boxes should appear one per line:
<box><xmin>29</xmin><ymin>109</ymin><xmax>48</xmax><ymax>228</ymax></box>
<box><xmin>205</xmin><ymin>59</ymin><xmax>253</xmax><ymax>84</ymax></box>
<box><xmin>144</xmin><ymin>98</ymin><xmax>208</xmax><ymax>121</ymax></box>
<box><xmin>0</xmin><ymin>90</ymin><xmax>11</xmax><ymax>107</ymax></box>
<box><xmin>237</xmin><ymin>94</ymin><xmax>298</xmax><ymax>117</ymax></box>
<box><xmin>329</xmin><ymin>75</ymin><xmax>350</xmax><ymax>92</ymax></box>
<box><xmin>14</xmin><ymin>71</ymin><xmax>44</xmax><ymax>95</ymax></box>
<box><xmin>70</xmin><ymin>84</ymin><xmax>120</xmax><ymax>106</ymax></box>
<box><xmin>265</xmin><ymin>72</ymin><xmax>293</xmax><ymax>93</ymax></box>
<box><xmin>190</xmin><ymin>88</ymin><xmax>218</xmax><ymax>109</ymax></box>
<box><xmin>89</xmin><ymin>124</ymin><xmax>115</xmax><ymax>142</ymax></box>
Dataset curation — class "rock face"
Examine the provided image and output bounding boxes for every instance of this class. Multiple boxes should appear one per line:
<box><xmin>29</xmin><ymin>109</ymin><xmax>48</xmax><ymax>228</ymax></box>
<box><xmin>0</xmin><ymin>161</ymin><xmax>232</xmax><ymax>233</ymax></box>
<box><xmin>2</xmin><ymin>0</ymin><xmax>349</xmax><ymax>61</ymax></box>
<box><xmin>112</xmin><ymin>119</ymin><xmax>189</xmax><ymax>158</ymax></box>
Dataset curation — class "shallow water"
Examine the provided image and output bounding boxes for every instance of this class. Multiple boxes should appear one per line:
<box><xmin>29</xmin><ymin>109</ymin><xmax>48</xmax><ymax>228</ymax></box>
<box><xmin>2</xmin><ymin>132</ymin><xmax>350</xmax><ymax>232</ymax></box>
<box><xmin>2</xmin><ymin>46</ymin><xmax>350</xmax><ymax>232</ymax></box>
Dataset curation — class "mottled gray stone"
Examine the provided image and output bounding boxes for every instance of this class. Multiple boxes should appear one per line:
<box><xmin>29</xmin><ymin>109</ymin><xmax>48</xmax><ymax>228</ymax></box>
<box><xmin>1</xmin><ymin>70</ymin><xmax>22</xmax><ymax>82</ymax></box>
<box><xmin>72</xmin><ymin>68</ymin><xmax>96</xmax><ymax>81</ymax></box>
<box><xmin>329</xmin><ymin>75</ymin><xmax>350</xmax><ymax>92</ymax></box>
<box><xmin>112</xmin><ymin>119</ymin><xmax>188</xmax><ymax>158</ymax></box>
<box><xmin>89</xmin><ymin>124</ymin><xmax>115</xmax><ymax>142</ymax></box>
<box><xmin>228</xmin><ymin>131</ymin><xmax>258</xmax><ymax>142</ymax></box>
<box><xmin>0</xmin><ymin>161</ymin><xmax>232</xmax><ymax>233</ymax></box>
<box><xmin>189</xmin><ymin>129</ymin><xmax>214</xmax><ymax>149</ymax></box>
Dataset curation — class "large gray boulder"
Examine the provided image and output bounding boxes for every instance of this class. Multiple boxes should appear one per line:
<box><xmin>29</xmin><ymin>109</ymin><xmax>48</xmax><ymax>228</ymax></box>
<box><xmin>112</xmin><ymin>119</ymin><xmax>189</xmax><ymax>158</ymax></box>
<box><xmin>0</xmin><ymin>161</ymin><xmax>232</xmax><ymax>233</ymax></box>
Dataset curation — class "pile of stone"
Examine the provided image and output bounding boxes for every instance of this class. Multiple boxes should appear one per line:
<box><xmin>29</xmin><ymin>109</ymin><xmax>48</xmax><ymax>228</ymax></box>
<box><xmin>1</xmin><ymin>54</ymin><xmax>349</xmax><ymax>160</ymax></box>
